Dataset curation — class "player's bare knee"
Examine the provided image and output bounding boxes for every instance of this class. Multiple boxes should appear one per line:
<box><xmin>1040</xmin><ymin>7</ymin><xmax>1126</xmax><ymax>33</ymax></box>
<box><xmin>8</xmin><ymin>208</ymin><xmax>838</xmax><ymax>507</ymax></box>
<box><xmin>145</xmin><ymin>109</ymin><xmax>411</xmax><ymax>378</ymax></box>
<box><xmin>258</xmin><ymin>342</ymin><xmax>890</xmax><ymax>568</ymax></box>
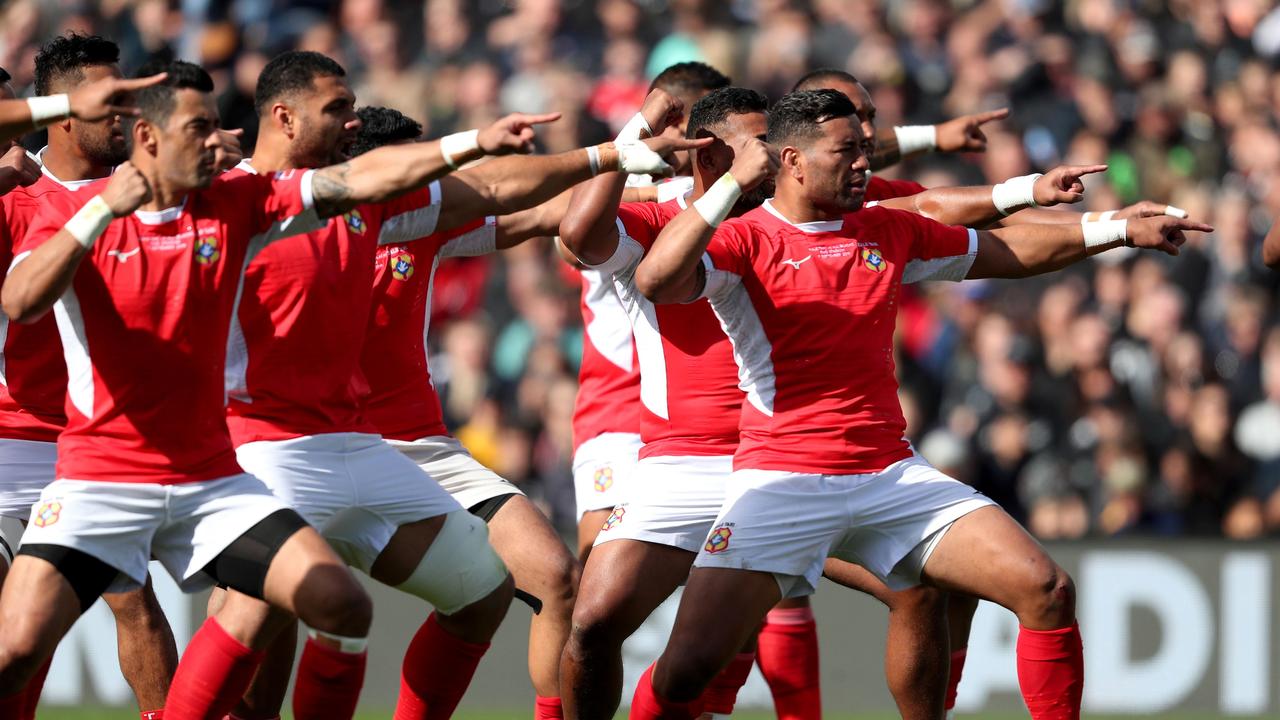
<box><xmin>542</xmin><ymin>553</ymin><xmax>581</xmax><ymax>612</ymax></box>
<box><xmin>1023</xmin><ymin>563</ymin><xmax>1076</xmax><ymax>626</ymax></box>
<box><xmin>653</xmin><ymin>651</ymin><xmax>720</xmax><ymax>704</ymax></box>
<box><xmin>304</xmin><ymin>577</ymin><xmax>373</xmax><ymax>637</ymax></box>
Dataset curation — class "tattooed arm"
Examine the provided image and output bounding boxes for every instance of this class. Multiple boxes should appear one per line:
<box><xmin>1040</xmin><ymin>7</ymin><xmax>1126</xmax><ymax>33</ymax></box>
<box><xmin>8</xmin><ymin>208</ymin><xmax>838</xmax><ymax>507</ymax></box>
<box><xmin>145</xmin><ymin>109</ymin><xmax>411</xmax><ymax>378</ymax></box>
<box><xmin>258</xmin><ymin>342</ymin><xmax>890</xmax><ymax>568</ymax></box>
<box><xmin>310</xmin><ymin>112</ymin><xmax>560</xmax><ymax>218</ymax></box>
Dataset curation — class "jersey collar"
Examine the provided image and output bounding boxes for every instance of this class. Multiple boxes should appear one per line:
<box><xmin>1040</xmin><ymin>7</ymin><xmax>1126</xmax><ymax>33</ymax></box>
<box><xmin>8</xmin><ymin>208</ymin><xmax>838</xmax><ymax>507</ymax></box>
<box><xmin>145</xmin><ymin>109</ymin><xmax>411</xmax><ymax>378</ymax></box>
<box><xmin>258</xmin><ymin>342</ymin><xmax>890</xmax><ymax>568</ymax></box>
<box><xmin>762</xmin><ymin>199</ymin><xmax>843</xmax><ymax>233</ymax></box>
<box><xmin>34</xmin><ymin>146</ymin><xmax>111</xmax><ymax>191</ymax></box>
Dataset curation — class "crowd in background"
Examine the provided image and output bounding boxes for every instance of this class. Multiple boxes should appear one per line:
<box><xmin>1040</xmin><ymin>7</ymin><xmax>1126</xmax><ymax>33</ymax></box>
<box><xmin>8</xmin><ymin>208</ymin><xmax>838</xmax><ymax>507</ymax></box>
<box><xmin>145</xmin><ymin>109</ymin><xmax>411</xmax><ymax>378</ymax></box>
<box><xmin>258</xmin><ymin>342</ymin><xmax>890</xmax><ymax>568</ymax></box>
<box><xmin>2</xmin><ymin>0</ymin><xmax>1279</xmax><ymax>539</ymax></box>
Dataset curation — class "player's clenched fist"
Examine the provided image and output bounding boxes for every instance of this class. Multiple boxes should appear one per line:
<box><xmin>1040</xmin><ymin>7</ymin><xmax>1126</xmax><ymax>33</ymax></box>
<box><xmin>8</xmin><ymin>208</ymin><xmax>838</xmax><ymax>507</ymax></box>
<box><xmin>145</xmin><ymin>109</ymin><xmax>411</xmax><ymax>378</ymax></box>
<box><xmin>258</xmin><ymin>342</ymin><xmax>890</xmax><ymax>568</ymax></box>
<box><xmin>730</xmin><ymin>138</ymin><xmax>779</xmax><ymax>191</ymax></box>
<box><xmin>639</xmin><ymin>88</ymin><xmax>684</xmax><ymax>137</ymax></box>
<box><xmin>0</xmin><ymin>144</ymin><xmax>40</xmax><ymax>193</ymax></box>
<box><xmin>1127</xmin><ymin>217</ymin><xmax>1213</xmax><ymax>256</ymax></box>
<box><xmin>68</xmin><ymin>73</ymin><xmax>168</xmax><ymax>122</ymax></box>
<box><xmin>1033</xmin><ymin>164</ymin><xmax>1108</xmax><ymax>206</ymax></box>
<box><xmin>212</xmin><ymin>128</ymin><xmax>245</xmax><ymax>172</ymax></box>
<box><xmin>478</xmin><ymin>112</ymin><xmax>562</xmax><ymax>155</ymax></box>
<box><xmin>100</xmin><ymin>162</ymin><xmax>152</xmax><ymax>216</ymax></box>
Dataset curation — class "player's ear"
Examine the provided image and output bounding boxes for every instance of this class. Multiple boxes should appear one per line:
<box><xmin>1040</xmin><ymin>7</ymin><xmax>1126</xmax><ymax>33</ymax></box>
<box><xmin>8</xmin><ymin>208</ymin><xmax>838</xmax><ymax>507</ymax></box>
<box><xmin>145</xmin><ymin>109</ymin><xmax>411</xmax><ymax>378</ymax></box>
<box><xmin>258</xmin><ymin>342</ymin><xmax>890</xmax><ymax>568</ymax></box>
<box><xmin>133</xmin><ymin>118</ymin><xmax>158</xmax><ymax>156</ymax></box>
<box><xmin>781</xmin><ymin>146</ymin><xmax>804</xmax><ymax>182</ymax></box>
<box><xmin>271</xmin><ymin>102</ymin><xmax>294</xmax><ymax>137</ymax></box>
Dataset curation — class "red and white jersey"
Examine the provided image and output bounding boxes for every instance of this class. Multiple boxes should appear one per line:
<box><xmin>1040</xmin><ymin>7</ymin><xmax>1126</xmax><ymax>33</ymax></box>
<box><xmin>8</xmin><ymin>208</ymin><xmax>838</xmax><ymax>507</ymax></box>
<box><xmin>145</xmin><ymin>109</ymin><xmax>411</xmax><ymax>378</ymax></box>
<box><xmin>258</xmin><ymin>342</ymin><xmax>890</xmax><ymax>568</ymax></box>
<box><xmin>0</xmin><ymin>162</ymin><xmax>100</xmax><ymax>442</ymax></box>
<box><xmin>17</xmin><ymin>170</ymin><xmax>322</xmax><ymax>483</ymax></box>
<box><xmin>572</xmin><ymin>265</ymin><xmax>642</xmax><ymax>452</ymax></box>
<box><xmin>699</xmin><ymin>200</ymin><xmax>977</xmax><ymax>475</ymax></box>
<box><xmin>865</xmin><ymin>175</ymin><xmax>927</xmax><ymax>202</ymax></box>
<box><xmin>591</xmin><ymin>197</ymin><xmax>741</xmax><ymax>458</ymax></box>
<box><xmin>223</xmin><ymin>163</ymin><xmax>442</xmax><ymax>445</ymax></box>
<box><xmin>360</xmin><ymin>217</ymin><xmax>497</xmax><ymax>442</ymax></box>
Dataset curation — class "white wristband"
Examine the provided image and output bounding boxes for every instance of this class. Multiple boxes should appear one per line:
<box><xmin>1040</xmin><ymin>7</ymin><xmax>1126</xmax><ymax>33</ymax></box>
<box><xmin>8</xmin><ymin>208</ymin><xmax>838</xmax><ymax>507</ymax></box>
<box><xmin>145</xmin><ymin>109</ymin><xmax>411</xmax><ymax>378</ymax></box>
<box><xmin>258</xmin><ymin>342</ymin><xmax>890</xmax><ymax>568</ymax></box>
<box><xmin>1081</xmin><ymin>210</ymin><xmax>1117</xmax><ymax>223</ymax></box>
<box><xmin>991</xmin><ymin>173</ymin><xmax>1042</xmax><ymax>216</ymax></box>
<box><xmin>693</xmin><ymin>173</ymin><xmax>741</xmax><ymax>228</ymax></box>
<box><xmin>1164</xmin><ymin>205</ymin><xmax>1188</xmax><ymax>218</ymax></box>
<box><xmin>64</xmin><ymin>195</ymin><xmax>114</xmax><ymax>249</ymax></box>
<box><xmin>440</xmin><ymin>129</ymin><xmax>480</xmax><ymax>169</ymax></box>
<box><xmin>27</xmin><ymin>94</ymin><xmax>71</xmax><ymax>127</ymax></box>
<box><xmin>586</xmin><ymin>145</ymin><xmax>602</xmax><ymax>176</ymax></box>
<box><xmin>1083</xmin><ymin>219</ymin><xmax>1128</xmax><ymax>252</ymax></box>
<box><xmin>893</xmin><ymin>125</ymin><xmax>937</xmax><ymax>155</ymax></box>
<box><xmin>617</xmin><ymin>112</ymin><xmax>652</xmax><ymax>142</ymax></box>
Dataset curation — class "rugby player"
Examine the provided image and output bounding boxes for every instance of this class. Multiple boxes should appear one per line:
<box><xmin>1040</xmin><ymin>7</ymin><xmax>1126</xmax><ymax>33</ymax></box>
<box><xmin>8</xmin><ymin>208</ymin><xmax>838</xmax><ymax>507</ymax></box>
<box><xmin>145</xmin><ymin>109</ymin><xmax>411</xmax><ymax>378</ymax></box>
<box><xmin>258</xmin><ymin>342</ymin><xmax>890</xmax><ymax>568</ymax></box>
<box><xmin>0</xmin><ymin>35</ymin><xmax>182</xmax><ymax>720</ymax></box>
<box><xmin>0</xmin><ymin>58</ymin><xmax>559</xmax><ymax>719</ymax></box>
<box><xmin>0</xmin><ymin>70</ymin><xmax>163</xmax><ymax>147</ymax></box>
<box><xmin>626</xmin><ymin>88</ymin><xmax>1210</xmax><ymax>720</ymax></box>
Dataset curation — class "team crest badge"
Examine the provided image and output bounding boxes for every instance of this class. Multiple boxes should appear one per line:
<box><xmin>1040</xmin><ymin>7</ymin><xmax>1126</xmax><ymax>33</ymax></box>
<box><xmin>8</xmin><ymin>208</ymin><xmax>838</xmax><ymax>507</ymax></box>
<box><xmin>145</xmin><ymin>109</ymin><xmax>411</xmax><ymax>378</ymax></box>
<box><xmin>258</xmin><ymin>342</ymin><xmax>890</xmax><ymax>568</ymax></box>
<box><xmin>391</xmin><ymin>253</ymin><xmax>415</xmax><ymax>281</ymax></box>
<box><xmin>194</xmin><ymin>236</ymin><xmax>220</xmax><ymax>264</ymax></box>
<box><xmin>593</xmin><ymin>467</ymin><xmax>614</xmax><ymax>492</ymax></box>
<box><xmin>704</xmin><ymin>525</ymin><xmax>732</xmax><ymax>554</ymax></box>
<box><xmin>32</xmin><ymin>501</ymin><xmax>62</xmax><ymax>528</ymax></box>
<box><xmin>345</xmin><ymin>209</ymin><xmax>367</xmax><ymax>235</ymax></box>
<box><xmin>601</xmin><ymin>506</ymin><xmax>626</xmax><ymax>531</ymax></box>
<box><xmin>861</xmin><ymin>248</ymin><xmax>885</xmax><ymax>273</ymax></box>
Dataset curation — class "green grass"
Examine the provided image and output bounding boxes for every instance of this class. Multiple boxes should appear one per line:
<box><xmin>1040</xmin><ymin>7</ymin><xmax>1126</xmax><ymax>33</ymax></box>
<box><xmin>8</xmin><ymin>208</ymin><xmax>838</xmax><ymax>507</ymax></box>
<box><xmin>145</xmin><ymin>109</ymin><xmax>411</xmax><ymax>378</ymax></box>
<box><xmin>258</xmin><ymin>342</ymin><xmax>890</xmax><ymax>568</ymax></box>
<box><xmin>30</xmin><ymin>711</ymin><xmax>1252</xmax><ymax>720</ymax></box>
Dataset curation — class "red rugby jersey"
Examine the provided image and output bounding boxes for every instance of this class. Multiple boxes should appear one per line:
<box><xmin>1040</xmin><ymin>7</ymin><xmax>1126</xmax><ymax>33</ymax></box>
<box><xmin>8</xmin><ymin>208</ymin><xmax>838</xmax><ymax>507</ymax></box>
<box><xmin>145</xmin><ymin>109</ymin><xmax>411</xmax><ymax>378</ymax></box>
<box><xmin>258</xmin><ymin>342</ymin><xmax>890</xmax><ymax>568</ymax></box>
<box><xmin>222</xmin><ymin>163</ymin><xmax>441</xmax><ymax>445</ymax></box>
<box><xmin>864</xmin><ymin>175</ymin><xmax>927</xmax><ymax>201</ymax></box>
<box><xmin>17</xmin><ymin>170</ymin><xmax>321</xmax><ymax>482</ymax></box>
<box><xmin>699</xmin><ymin>200</ymin><xmax>976</xmax><ymax>474</ymax></box>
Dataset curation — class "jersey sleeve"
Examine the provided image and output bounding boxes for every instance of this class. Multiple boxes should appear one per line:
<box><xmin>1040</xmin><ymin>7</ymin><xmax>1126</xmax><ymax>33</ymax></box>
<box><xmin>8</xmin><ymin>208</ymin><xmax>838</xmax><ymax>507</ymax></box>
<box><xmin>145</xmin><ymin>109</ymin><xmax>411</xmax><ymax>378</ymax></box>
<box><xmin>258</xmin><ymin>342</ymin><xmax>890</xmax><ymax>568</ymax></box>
<box><xmin>227</xmin><ymin>169</ymin><xmax>324</xmax><ymax>244</ymax></box>
<box><xmin>896</xmin><ymin>210</ymin><xmax>978</xmax><ymax>284</ymax></box>
<box><xmin>700</xmin><ymin>218</ymin><xmax>753</xmax><ymax>300</ymax></box>
<box><xmin>12</xmin><ymin>189</ymin><xmax>81</xmax><ymax>264</ymax></box>
<box><xmin>372</xmin><ymin>181</ymin><xmax>443</xmax><ymax>246</ymax></box>
<box><xmin>437</xmin><ymin>215</ymin><xmax>497</xmax><ymax>259</ymax></box>
<box><xmin>589</xmin><ymin>201</ymin><xmax>658</xmax><ymax>276</ymax></box>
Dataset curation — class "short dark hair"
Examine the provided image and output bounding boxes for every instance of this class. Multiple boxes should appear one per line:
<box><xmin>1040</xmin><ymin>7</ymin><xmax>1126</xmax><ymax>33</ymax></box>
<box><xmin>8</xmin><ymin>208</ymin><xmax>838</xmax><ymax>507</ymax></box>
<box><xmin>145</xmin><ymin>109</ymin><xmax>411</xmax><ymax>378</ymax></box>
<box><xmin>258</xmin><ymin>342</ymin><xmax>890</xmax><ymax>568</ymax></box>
<box><xmin>351</xmin><ymin>106</ymin><xmax>422</xmax><ymax>156</ymax></box>
<box><xmin>650</xmin><ymin>61</ymin><xmax>730</xmax><ymax>96</ymax></box>
<box><xmin>254</xmin><ymin>51</ymin><xmax>346</xmax><ymax>116</ymax></box>
<box><xmin>131</xmin><ymin>59</ymin><xmax>214</xmax><ymax>126</ymax></box>
<box><xmin>0</xmin><ymin>67</ymin><xmax>10</xmax><ymax>85</ymax></box>
<box><xmin>35</xmin><ymin>34</ymin><xmax>120</xmax><ymax>95</ymax></box>
<box><xmin>766</xmin><ymin>89</ymin><xmax>856</xmax><ymax>147</ymax></box>
<box><xmin>686</xmin><ymin>87</ymin><xmax>768</xmax><ymax>139</ymax></box>
<box><xmin>791</xmin><ymin>68</ymin><xmax>859</xmax><ymax>93</ymax></box>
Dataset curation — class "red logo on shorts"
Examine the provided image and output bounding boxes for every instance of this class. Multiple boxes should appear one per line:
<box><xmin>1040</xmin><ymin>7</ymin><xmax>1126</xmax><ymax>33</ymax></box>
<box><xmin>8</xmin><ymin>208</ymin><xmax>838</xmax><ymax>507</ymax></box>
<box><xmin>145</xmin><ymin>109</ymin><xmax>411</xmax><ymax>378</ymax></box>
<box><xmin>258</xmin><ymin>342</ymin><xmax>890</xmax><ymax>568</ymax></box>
<box><xmin>593</xmin><ymin>467</ymin><xmax>614</xmax><ymax>492</ymax></box>
<box><xmin>704</xmin><ymin>525</ymin><xmax>732</xmax><ymax>553</ymax></box>
<box><xmin>601</xmin><ymin>506</ymin><xmax>625</xmax><ymax>531</ymax></box>
<box><xmin>32</xmin><ymin>501</ymin><xmax>62</xmax><ymax>528</ymax></box>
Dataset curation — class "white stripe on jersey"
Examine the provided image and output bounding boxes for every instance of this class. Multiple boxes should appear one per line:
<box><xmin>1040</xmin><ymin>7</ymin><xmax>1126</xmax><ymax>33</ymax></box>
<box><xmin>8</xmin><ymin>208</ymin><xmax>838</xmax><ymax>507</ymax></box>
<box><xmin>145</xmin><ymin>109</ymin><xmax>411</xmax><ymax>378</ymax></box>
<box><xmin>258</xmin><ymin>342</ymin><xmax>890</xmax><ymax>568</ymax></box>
<box><xmin>53</xmin><ymin>289</ymin><xmax>93</xmax><ymax>418</ymax></box>
<box><xmin>902</xmin><ymin>228</ymin><xmax>979</xmax><ymax>284</ymax></box>
<box><xmin>706</xmin><ymin>276</ymin><xmax>776</xmax><ymax>417</ymax></box>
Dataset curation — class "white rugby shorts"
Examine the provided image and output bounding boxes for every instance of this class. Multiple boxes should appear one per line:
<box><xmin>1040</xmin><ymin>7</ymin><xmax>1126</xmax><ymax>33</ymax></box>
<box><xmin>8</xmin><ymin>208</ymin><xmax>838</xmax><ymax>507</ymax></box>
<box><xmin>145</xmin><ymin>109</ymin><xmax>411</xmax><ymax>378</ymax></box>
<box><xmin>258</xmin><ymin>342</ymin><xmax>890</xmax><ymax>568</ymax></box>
<box><xmin>386</xmin><ymin>434</ymin><xmax>522</xmax><ymax>511</ymax></box>
<box><xmin>235</xmin><ymin>432</ymin><xmax>462</xmax><ymax>573</ymax></box>
<box><xmin>692</xmin><ymin>453</ymin><xmax>995</xmax><ymax>598</ymax></box>
<box><xmin>18</xmin><ymin>473</ymin><xmax>292</xmax><ymax>593</ymax></box>
<box><xmin>593</xmin><ymin>454</ymin><xmax>732</xmax><ymax>554</ymax></box>
<box><xmin>0</xmin><ymin>438</ymin><xmax>56</xmax><ymax>519</ymax></box>
<box><xmin>572</xmin><ymin>432</ymin><xmax>642</xmax><ymax>519</ymax></box>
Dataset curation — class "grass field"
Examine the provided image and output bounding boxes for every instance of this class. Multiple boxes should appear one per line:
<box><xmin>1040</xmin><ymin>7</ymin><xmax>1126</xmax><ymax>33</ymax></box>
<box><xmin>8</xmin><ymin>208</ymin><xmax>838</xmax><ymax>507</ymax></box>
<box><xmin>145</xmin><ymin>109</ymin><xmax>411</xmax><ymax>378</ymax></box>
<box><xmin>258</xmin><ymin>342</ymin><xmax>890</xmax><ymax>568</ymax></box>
<box><xmin>31</xmin><ymin>710</ymin><xmax>1253</xmax><ymax>720</ymax></box>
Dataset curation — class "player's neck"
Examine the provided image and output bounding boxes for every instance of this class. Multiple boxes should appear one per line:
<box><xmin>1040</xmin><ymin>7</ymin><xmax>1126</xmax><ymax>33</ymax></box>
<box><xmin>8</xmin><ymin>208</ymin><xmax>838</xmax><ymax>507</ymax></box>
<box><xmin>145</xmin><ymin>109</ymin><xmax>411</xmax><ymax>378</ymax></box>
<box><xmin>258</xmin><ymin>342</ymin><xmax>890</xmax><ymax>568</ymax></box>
<box><xmin>135</xmin><ymin>165</ymin><xmax>189</xmax><ymax>213</ymax></box>
<box><xmin>771</xmin><ymin>186</ymin><xmax>835</xmax><ymax>224</ymax></box>
<box><xmin>43</xmin><ymin>140</ymin><xmax>111</xmax><ymax>183</ymax></box>
<box><xmin>250</xmin><ymin>133</ymin><xmax>316</xmax><ymax>173</ymax></box>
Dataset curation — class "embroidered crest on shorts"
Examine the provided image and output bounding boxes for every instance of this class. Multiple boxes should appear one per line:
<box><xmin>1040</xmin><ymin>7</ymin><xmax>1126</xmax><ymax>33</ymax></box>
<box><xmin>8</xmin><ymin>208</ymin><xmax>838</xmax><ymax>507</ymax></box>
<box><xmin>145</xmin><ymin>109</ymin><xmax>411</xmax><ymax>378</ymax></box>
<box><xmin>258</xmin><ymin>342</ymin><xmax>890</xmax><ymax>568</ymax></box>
<box><xmin>593</xmin><ymin>467</ymin><xmax>614</xmax><ymax>492</ymax></box>
<box><xmin>32</xmin><ymin>501</ymin><xmax>62</xmax><ymax>528</ymax></box>
<box><xmin>704</xmin><ymin>525</ymin><xmax>732</xmax><ymax>553</ymax></box>
<box><xmin>601</xmin><ymin>505</ymin><xmax>625</xmax><ymax>531</ymax></box>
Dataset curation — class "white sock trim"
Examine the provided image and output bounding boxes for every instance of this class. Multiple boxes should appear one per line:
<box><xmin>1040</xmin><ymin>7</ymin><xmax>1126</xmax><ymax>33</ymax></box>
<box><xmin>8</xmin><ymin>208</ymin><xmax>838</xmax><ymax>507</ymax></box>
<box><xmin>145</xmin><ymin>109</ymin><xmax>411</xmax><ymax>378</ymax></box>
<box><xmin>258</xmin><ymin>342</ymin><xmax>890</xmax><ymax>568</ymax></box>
<box><xmin>307</xmin><ymin>628</ymin><xmax>368</xmax><ymax>654</ymax></box>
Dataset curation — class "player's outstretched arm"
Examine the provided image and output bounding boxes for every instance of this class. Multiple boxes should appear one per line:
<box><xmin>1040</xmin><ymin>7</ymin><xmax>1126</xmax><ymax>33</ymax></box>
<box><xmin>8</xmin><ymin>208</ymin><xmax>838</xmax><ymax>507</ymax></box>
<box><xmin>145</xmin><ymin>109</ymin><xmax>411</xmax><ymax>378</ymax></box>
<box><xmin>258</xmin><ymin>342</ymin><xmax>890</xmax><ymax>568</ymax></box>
<box><xmin>0</xmin><ymin>74</ymin><xmax>167</xmax><ymax>146</ymax></box>
<box><xmin>434</xmin><ymin>130</ymin><xmax>705</xmax><ymax>237</ymax></box>
<box><xmin>875</xmin><ymin>165</ymin><xmax>1106</xmax><ymax>227</ymax></box>
<box><xmin>997</xmin><ymin>200</ymin><xmax>1188</xmax><ymax>226</ymax></box>
<box><xmin>870</xmin><ymin>108</ymin><xmax>1009</xmax><ymax>171</ymax></box>
<box><xmin>309</xmin><ymin>112</ymin><xmax>559</xmax><ymax>218</ymax></box>
<box><xmin>966</xmin><ymin>216</ymin><xmax>1213</xmax><ymax>279</ymax></box>
<box><xmin>635</xmin><ymin>138</ymin><xmax>777</xmax><ymax>304</ymax></box>
<box><xmin>558</xmin><ymin>88</ymin><xmax>685</xmax><ymax>265</ymax></box>
<box><xmin>3</xmin><ymin>163</ymin><xmax>151</xmax><ymax>323</ymax></box>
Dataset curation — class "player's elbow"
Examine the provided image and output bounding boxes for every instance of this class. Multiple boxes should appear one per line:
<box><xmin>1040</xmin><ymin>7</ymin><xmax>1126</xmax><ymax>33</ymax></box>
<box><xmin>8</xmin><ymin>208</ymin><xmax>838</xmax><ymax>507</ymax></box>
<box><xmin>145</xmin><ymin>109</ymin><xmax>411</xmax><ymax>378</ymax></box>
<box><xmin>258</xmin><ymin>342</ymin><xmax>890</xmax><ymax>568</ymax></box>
<box><xmin>1</xmin><ymin>285</ymin><xmax>44</xmax><ymax>324</ymax></box>
<box><xmin>635</xmin><ymin>263</ymin><xmax>686</xmax><ymax>304</ymax></box>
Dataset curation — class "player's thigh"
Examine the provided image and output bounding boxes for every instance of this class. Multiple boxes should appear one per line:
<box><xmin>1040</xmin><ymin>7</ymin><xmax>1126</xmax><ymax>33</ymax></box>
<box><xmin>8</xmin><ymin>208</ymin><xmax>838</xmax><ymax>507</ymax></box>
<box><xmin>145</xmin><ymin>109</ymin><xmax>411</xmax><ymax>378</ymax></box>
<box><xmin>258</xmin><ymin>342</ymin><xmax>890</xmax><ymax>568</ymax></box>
<box><xmin>486</xmin><ymin>494</ymin><xmax>579</xmax><ymax>600</ymax></box>
<box><xmin>0</xmin><ymin>553</ymin><xmax>93</xmax><ymax>661</ymax></box>
<box><xmin>664</xmin><ymin>566</ymin><xmax>781</xmax><ymax>667</ymax></box>
<box><xmin>574</xmin><ymin>538</ymin><xmax>693</xmax><ymax>640</ymax></box>
<box><xmin>260</xmin><ymin>523</ymin><xmax>369</xmax><ymax>625</ymax></box>
<box><xmin>920</xmin><ymin>504</ymin><xmax>1066</xmax><ymax>610</ymax></box>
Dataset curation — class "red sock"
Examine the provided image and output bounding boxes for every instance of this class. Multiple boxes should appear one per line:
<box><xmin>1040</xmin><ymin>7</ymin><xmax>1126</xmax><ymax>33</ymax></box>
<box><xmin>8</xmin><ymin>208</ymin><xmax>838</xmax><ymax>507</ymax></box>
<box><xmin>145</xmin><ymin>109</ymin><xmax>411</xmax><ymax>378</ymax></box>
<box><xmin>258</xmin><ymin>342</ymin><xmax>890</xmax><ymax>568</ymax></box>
<box><xmin>0</xmin><ymin>689</ymin><xmax>26</xmax><ymax>719</ymax></box>
<box><xmin>164</xmin><ymin>618</ymin><xmax>265</xmax><ymax>720</ymax></box>
<box><xmin>534</xmin><ymin>695</ymin><xmax>563</xmax><ymax>719</ymax></box>
<box><xmin>756</xmin><ymin>607</ymin><xmax>821</xmax><ymax>720</ymax></box>
<box><xmin>19</xmin><ymin>657</ymin><xmax>51</xmax><ymax>720</ymax></box>
<box><xmin>140</xmin><ymin>712</ymin><xmax>165</xmax><ymax>720</ymax></box>
<box><xmin>945</xmin><ymin>648</ymin><xmax>968</xmax><ymax>711</ymax></box>
<box><xmin>292</xmin><ymin>636</ymin><xmax>367</xmax><ymax>720</ymax></box>
<box><xmin>628</xmin><ymin>665</ymin><xmax>700</xmax><ymax>720</ymax></box>
<box><xmin>393</xmin><ymin>614</ymin><xmax>490</xmax><ymax>720</ymax></box>
<box><xmin>701</xmin><ymin>652</ymin><xmax>755</xmax><ymax>715</ymax></box>
<box><xmin>1016</xmin><ymin>623</ymin><xmax>1083</xmax><ymax>720</ymax></box>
